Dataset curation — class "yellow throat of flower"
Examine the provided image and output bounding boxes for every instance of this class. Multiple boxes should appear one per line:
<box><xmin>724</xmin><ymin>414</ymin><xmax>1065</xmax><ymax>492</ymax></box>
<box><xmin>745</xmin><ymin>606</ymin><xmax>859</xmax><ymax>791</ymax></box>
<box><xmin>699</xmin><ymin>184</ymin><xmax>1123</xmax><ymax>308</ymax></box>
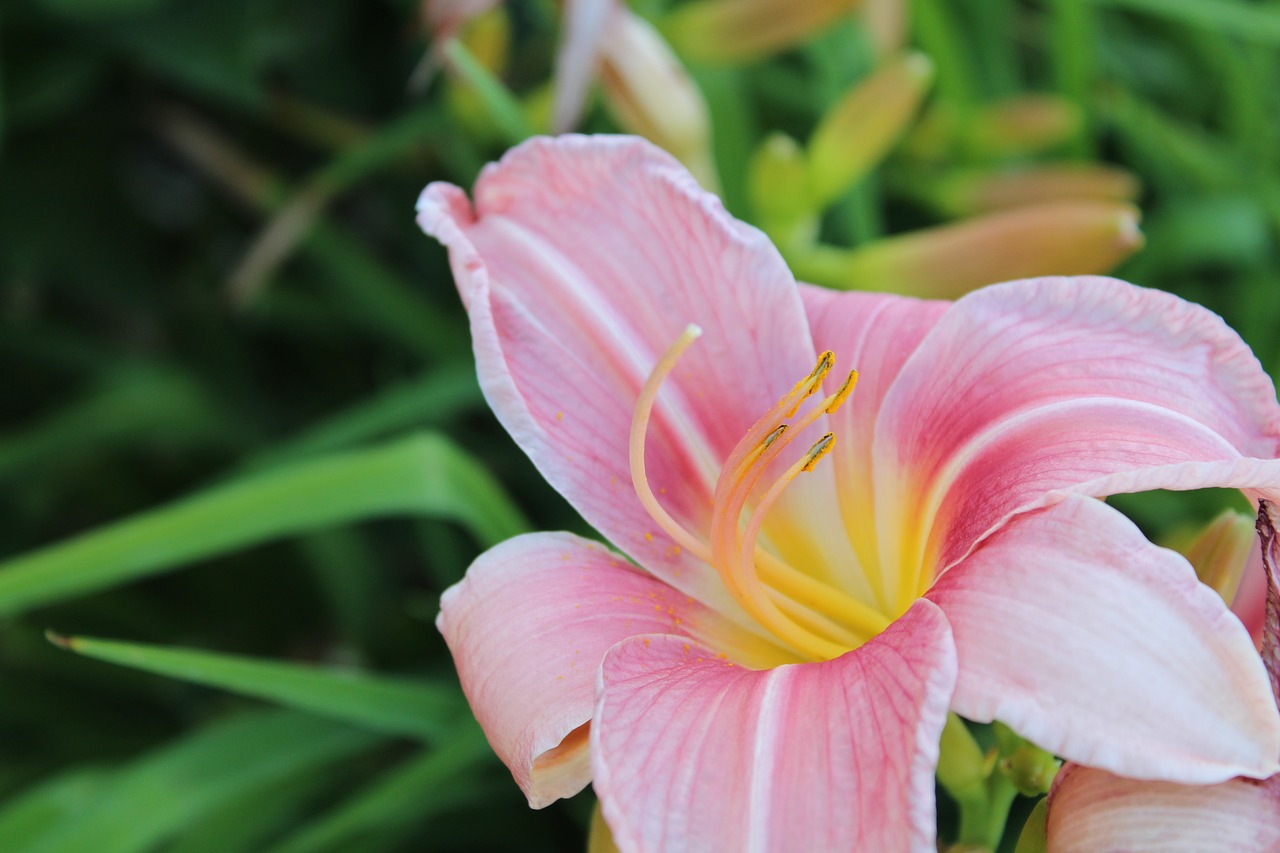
<box><xmin>630</xmin><ymin>325</ymin><xmax>893</xmax><ymax>662</ymax></box>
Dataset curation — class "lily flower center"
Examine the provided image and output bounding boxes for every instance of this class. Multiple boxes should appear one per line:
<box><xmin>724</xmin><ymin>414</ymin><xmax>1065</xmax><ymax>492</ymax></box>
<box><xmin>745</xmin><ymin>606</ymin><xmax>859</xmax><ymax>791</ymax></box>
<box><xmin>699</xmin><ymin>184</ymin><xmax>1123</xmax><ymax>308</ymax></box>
<box><xmin>629</xmin><ymin>325</ymin><xmax>893</xmax><ymax>662</ymax></box>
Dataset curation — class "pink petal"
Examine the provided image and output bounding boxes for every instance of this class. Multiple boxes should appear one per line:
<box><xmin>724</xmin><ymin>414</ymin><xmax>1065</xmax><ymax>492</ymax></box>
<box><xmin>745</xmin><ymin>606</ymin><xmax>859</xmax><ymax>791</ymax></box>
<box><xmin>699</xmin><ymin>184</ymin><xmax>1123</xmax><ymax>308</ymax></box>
<box><xmin>873</xmin><ymin>275</ymin><xmax>1280</xmax><ymax>576</ymax></box>
<box><xmin>550</xmin><ymin>0</ymin><xmax>617</xmax><ymax>133</ymax></box>
<box><xmin>927</xmin><ymin>496</ymin><xmax>1280</xmax><ymax>784</ymax></box>
<box><xmin>417</xmin><ymin>137</ymin><xmax>820</xmax><ymax>614</ymax></box>
<box><xmin>591</xmin><ymin>600</ymin><xmax>956</xmax><ymax>853</ymax></box>
<box><xmin>437</xmin><ymin>531</ymin><xmax>791</xmax><ymax>808</ymax></box>
<box><xmin>1046</xmin><ymin>764</ymin><xmax>1280</xmax><ymax>852</ymax></box>
<box><xmin>800</xmin><ymin>285</ymin><xmax>950</xmax><ymax>604</ymax></box>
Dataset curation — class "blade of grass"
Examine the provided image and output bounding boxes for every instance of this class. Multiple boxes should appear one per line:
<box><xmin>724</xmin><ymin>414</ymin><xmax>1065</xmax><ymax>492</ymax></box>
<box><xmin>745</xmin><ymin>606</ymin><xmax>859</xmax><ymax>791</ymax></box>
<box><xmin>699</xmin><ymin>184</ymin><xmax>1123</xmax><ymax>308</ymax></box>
<box><xmin>165</xmin><ymin>770</ymin><xmax>343</xmax><ymax>853</ymax></box>
<box><xmin>243</xmin><ymin>366</ymin><xmax>482</xmax><ymax>473</ymax></box>
<box><xmin>0</xmin><ymin>365</ymin><xmax>245</xmax><ymax>483</ymax></box>
<box><xmin>20</xmin><ymin>710</ymin><xmax>382</xmax><ymax>853</ymax></box>
<box><xmin>0</xmin><ymin>766</ymin><xmax>110</xmax><ymax>845</ymax></box>
<box><xmin>1086</xmin><ymin>0</ymin><xmax>1280</xmax><ymax>45</ymax></box>
<box><xmin>49</xmin><ymin>632</ymin><xmax>466</xmax><ymax>741</ymax></box>
<box><xmin>442</xmin><ymin>39</ymin><xmax>533</xmax><ymax>143</ymax></box>
<box><xmin>1049</xmin><ymin>0</ymin><xmax>1096</xmax><ymax>157</ymax></box>
<box><xmin>154</xmin><ymin>107</ymin><xmax>465</xmax><ymax>361</ymax></box>
<box><xmin>230</xmin><ymin>103</ymin><xmax>448</xmax><ymax>306</ymax></box>
<box><xmin>0</xmin><ymin>432</ymin><xmax>528</xmax><ymax>617</ymax></box>
<box><xmin>265</xmin><ymin>724</ymin><xmax>493</xmax><ymax>853</ymax></box>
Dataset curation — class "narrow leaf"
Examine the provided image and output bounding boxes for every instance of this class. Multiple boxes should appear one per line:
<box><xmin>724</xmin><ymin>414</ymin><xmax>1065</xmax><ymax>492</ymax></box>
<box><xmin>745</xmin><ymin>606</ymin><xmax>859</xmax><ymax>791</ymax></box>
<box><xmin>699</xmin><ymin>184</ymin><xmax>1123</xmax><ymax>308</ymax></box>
<box><xmin>21</xmin><ymin>710</ymin><xmax>381</xmax><ymax>853</ymax></box>
<box><xmin>265</xmin><ymin>725</ymin><xmax>493</xmax><ymax>853</ymax></box>
<box><xmin>51</xmin><ymin>632</ymin><xmax>465</xmax><ymax>741</ymax></box>
<box><xmin>0</xmin><ymin>433</ymin><xmax>528</xmax><ymax>617</ymax></box>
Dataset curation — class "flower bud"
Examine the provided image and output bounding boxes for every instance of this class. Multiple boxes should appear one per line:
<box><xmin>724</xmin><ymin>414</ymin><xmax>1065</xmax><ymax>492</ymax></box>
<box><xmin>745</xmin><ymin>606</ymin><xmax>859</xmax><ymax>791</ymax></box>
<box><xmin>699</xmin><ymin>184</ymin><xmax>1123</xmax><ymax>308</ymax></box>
<box><xmin>931</xmin><ymin>165</ymin><xmax>1141</xmax><ymax>216</ymax></box>
<box><xmin>807</xmin><ymin>52</ymin><xmax>933</xmax><ymax>209</ymax></box>
<box><xmin>599</xmin><ymin>11</ymin><xmax>717</xmax><ymax>189</ymax></box>
<box><xmin>1177</xmin><ymin>509</ymin><xmax>1257</xmax><ymax>607</ymax></box>
<box><xmin>749</xmin><ymin>133</ymin><xmax>812</xmax><ymax>230</ymax></box>
<box><xmin>664</xmin><ymin>0</ymin><xmax>859</xmax><ymax>65</ymax></box>
<box><xmin>801</xmin><ymin>200</ymin><xmax>1143</xmax><ymax>298</ymax></box>
<box><xmin>963</xmin><ymin>95</ymin><xmax>1083</xmax><ymax>158</ymax></box>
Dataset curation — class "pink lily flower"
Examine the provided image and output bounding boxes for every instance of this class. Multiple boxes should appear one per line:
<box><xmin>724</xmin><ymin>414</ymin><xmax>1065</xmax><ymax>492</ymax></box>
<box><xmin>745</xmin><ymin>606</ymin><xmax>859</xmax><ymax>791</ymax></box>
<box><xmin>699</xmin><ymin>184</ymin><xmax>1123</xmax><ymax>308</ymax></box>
<box><xmin>1043</xmin><ymin>501</ymin><xmax>1280</xmax><ymax>852</ymax></box>
<box><xmin>417</xmin><ymin>135</ymin><xmax>1280</xmax><ymax>850</ymax></box>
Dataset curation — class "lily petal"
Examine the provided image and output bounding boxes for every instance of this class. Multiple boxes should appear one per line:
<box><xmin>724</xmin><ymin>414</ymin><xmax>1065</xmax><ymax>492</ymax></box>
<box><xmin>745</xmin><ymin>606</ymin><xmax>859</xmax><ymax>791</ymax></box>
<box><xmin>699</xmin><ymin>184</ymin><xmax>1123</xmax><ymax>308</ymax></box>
<box><xmin>874</xmin><ymin>275</ymin><xmax>1280</xmax><ymax>577</ymax></box>
<box><xmin>437</xmin><ymin>531</ymin><xmax>790</xmax><ymax>807</ymax></box>
<box><xmin>1046</xmin><ymin>764</ymin><xmax>1280</xmax><ymax>852</ymax></box>
<box><xmin>927</xmin><ymin>496</ymin><xmax>1280</xmax><ymax>783</ymax></box>
<box><xmin>417</xmin><ymin>136</ymin><xmax>820</xmax><ymax>613</ymax></box>
<box><xmin>801</xmin><ymin>285</ymin><xmax>950</xmax><ymax>607</ymax></box>
<box><xmin>591</xmin><ymin>600</ymin><xmax>956</xmax><ymax>853</ymax></box>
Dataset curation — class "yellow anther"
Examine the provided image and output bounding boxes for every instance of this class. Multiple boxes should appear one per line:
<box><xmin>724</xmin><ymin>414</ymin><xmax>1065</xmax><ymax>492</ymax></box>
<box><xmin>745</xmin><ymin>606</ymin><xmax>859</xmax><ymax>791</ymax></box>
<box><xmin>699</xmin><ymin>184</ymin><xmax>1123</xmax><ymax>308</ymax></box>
<box><xmin>825</xmin><ymin>370</ymin><xmax>859</xmax><ymax>414</ymax></box>
<box><xmin>762</xmin><ymin>424</ymin><xmax>788</xmax><ymax>448</ymax></box>
<box><xmin>801</xmin><ymin>433</ymin><xmax>836</xmax><ymax>472</ymax></box>
<box><xmin>786</xmin><ymin>351</ymin><xmax>835</xmax><ymax>416</ymax></box>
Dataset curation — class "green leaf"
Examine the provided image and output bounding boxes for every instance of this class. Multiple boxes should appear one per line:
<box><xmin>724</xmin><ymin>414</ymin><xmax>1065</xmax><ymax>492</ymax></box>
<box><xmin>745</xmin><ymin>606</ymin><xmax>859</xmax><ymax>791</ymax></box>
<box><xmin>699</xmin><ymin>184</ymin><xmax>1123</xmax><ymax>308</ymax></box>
<box><xmin>51</xmin><ymin>632</ymin><xmax>466</xmax><ymax>741</ymax></box>
<box><xmin>441</xmin><ymin>40</ymin><xmax>533</xmax><ymax>144</ymax></box>
<box><xmin>265</xmin><ymin>725</ymin><xmax>493</xmax><ymax>853</ymax></box>
<box><xmin>0</xmin><ymin>433</ymin><xmax>528</xmax><ymax>617</ymax></box>
<box><xmin>18</xmin><ymin>710</ymin><xmax>382</xmax><ymax>853</ymax></box>
<box><xmin>243</xmin><ymin>367</ymin><xmax>482</xmax><ymax>473</ymax></box>
<box><xmin>0</xmin><ymin>766</ymin><xmax>111</xmax><ymax>846</ymax></box>
<box><xmin>1087</xmin><ymin>0</ymin><xmax>1280</xmax><ymax>45</ymax></box>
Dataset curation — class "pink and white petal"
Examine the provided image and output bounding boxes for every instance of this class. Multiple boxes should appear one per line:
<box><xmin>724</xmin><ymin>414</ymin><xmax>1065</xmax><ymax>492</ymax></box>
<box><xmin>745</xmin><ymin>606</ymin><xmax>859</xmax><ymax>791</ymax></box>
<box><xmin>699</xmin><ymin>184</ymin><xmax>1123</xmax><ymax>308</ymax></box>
<box><xmin>591</xmin><ymin>600</ymin><xmax>956</xmax><ymax>853</ymax></box>
<box><xmin>800</xmin><ymin>285</ymin><xmax>950</xmax><ymax>604</ymax></box>
<box><xmin>417</xmin><ymin>137</ymin><xmax>821</xmax><ymax>612</ymax></box>
<box><xmin>550</xmin><ymin>0</ymin><xmax>617</xmax><ymax>133</ymax></box>
<box><xmin>872</xmin><ymin>275</ymin><xmax>1280</xmax><ymax>578</ymax></box>
<box><xmin>1046</xmin><ymin>764</ymin><xmax>1280</xmax><ymax>853</ymax></box>
<box><xmin>927</xmin><ymin>496</ymin><xmax>1280</xmax><ymax>784</ymax></box>
<box><xmin>437</xmin><ymin>531</ymin><xmax>792</xmax><ymax>808</ymax></box>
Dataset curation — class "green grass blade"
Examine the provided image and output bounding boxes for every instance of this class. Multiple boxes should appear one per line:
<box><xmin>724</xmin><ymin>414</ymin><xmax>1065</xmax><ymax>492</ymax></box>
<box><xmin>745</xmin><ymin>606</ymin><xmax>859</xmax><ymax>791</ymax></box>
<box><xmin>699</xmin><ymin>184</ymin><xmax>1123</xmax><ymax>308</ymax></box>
<box><xmin>51</xmin><ymin>632</ymin><xmax>466</xmax><ymax>741</ymax></box>
<box><xmin>442</xmin><ymin>40</ymin><xmax>533</xmax><ymax>143</ymax></box>
<box><xmin>1087</xmin><ymin>0</ymin><xmax>1280</xmax><ymax>44</ymax></box>
<box><xmin>265</xmin><ymin>724</ymin><xmax>493</xmax><ymax>853</ymax></box>
<box><xmin>0</xmin><ymin>433</ymin><xmax>528</xmax><ymax>617</ymax></box>
<box><xmin>0</xmin><ymin>766</ymin><xmax>111</xmax><ymax>847</ymax></box>
<box><xmin>244</xmin><ymin>367</ymin><xmax>482</xmax><ymax>473</ymax></box>
<box><xmin>22</xmin><ymin>710</ymin><xmax>382</xmax><ymax>853</ymax></box>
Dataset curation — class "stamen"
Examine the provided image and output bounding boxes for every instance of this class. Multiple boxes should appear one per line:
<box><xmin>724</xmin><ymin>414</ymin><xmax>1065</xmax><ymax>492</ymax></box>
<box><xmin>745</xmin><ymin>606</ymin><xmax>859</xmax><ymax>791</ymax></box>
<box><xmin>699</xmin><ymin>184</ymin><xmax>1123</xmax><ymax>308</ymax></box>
<box><xmin>629</xmin><ymin>324</ymin><xmax>715</xmax><ymax>564</ymax></box>
<box><xmin>826</xmin><ymin>370</ymin><xmax>859</xmax><ymax>414</ymax></box>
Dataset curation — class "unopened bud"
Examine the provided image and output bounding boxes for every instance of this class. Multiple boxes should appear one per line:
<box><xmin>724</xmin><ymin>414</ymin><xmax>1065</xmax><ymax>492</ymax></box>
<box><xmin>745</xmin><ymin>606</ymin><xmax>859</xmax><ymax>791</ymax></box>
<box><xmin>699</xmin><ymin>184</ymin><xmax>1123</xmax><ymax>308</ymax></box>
<box><xmin>599</xmin><ymin>11</ymin><xmax>717</xmax><ymax>189</ymax></box>
<box><xmin>810</xmin><ymin>200</ymin><xmax>1143</xmax><ymax>298</ymax></box>
<box><xmin>807</xmin><ymin>53</ymin><xmax>934</xmax><ymax>209</ymax></box>
<box><xmin>749</xmin><ymin>133</ymin><xmax>813</xmax><ymax>231</ymax></box>
<box><xmin>663</xmin><ymin>0</ymin><xmax>859</xmax><ymax>65</ymax></box>
<box><xmin>858</xmin><ymin>0</ymin><xmax>908</xmax><ymax>57</ymax></box>
<box><xmin>1001</xmin><ymin>743</ymin><xmax>1061</xmax><ymax>798</ymax></box>
<box><xmin>1177</xmin><ymin>509</ymin><xmax>1257</xmax><ymax>607</ymax></box>
<box><xmin>964</xmin><ymin>95</ymin><xmax>1083</xmax><ymax>158</ymax></box>
<box><xmin>931</xmin><ymin>165</ymin><xmax>1141</xmax><ymax>216</ymax></box>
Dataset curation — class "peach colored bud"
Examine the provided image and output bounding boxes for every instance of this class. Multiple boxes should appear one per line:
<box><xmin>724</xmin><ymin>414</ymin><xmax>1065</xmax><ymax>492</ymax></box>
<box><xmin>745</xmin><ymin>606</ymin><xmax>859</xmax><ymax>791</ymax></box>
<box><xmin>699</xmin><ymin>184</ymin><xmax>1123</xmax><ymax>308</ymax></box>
<box><xmin>858</xmin><ymin>0</ymin><xmax>908</xmax><ymax>57</ymax></box>
<box><xmin>1177</xmin><ymin>509</ymin><xmax>1257</xmax><ymax>607</ymax></box>
<box><xmin>600</xmin><ymin>11</ymin><xmax>717</xmax><ymax>189</ymax></box>
<box><xmin>664</xmin><ymin>0</ymin><xmax>860</xmax><ymax>65</ymax></box>
<box><xmin>965</xmin><ymin>95</ymin><xmax>1083</xmax><ymax>158</ymax></box>
<box><xmin>933</xmin><ymin>165</ymin><xmax>1141</xmax><ymax>216</ymax></box>
<box><xmin>807</xmin><ymin>52</ymin><xmax>933</xmax><ymax>209</ymax></box>
<box><xmin>797</xmin><ymin>200</ymin><xmax>1143</xmax><ymax>298</ymax></box>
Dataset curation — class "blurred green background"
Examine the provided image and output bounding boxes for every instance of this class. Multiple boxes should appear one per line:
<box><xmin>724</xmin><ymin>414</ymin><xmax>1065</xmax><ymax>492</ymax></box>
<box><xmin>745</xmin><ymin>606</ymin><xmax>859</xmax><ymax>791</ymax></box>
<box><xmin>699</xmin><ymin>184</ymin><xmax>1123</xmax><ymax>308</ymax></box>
<box><xmin>1</xmin><ymin>0</ymin><xmax>1278</xmax><ymax>850</ymax></box>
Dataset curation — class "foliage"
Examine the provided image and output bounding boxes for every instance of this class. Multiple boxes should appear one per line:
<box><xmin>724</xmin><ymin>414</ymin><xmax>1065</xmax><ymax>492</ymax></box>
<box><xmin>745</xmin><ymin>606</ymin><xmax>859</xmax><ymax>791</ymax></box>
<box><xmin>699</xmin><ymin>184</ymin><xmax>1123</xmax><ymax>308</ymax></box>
<box><xmin>2</xmin><ymin>0</ymin><xmax>1279</xmax><ymax>849</ymax></box>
